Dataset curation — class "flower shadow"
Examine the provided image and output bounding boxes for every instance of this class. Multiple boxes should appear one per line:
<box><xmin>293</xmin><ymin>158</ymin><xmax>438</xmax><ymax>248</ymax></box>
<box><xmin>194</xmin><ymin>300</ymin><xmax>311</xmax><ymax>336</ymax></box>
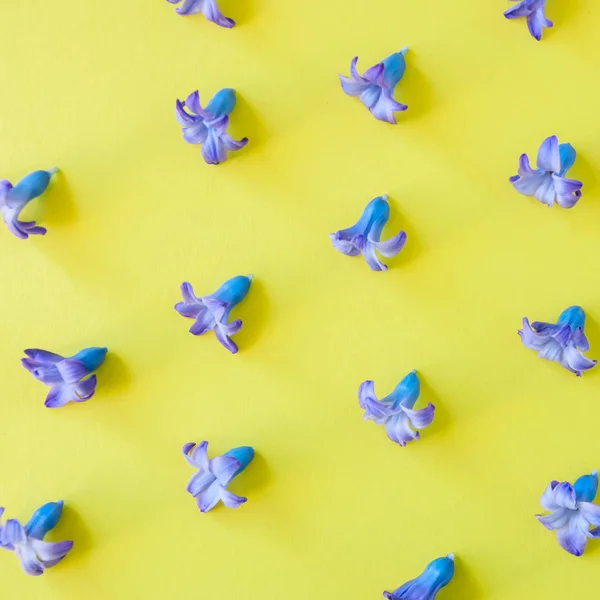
<box><xmin>399</xmin><ymin>54</ymin><xmax>434</xmax><ymax>123</ymax></box>
<box><xmin>234</xmin><ymin>277</ymin><xmax>269</xmax><ymax>354</ymax></box>
<box><xmin>38</xmin><ymin>170</ymin><xmax>78</xmax><ymax>230</ymax></box>
<box><xmin>219</xmin><ymin>0</ymin><xmax>255</xmax><ymax>27</ymax></box>
<box><xmin>384</xmin><ymin>196</ymin><xmax>421</xmax><ymax>269</ymax></box>
<box><xmin>53</xmin><ymin>505</ymin><xmax>93</xmax><ymax>567</ymax></box>
<box><xmin>231</xmin><ymin>451</ymin><xmax>271</xmax><ymax>498</ymax></box>
<box><xmin>580</xmin><ymin>312</ymin><xmax>600</xmax><ymax>378</ymax></box>
<box><xmin>419</xmin><ymin>374</ymin><xmax>451</xmax><ymax>441</ymax></box>
<box><xmin>572</xmin><ymin>151</ymin><xmax>597</xmax><ymax>198</ymax></box>
<box><xmin>99</xmin><ymin>352</ymin><xmax>132</xmax><ymax>397</ymax></box>
<box><xmin>232</xmin><ymin>93</ymin><xmax>269</xmax><ymax>156</ymax></box>
<box><xmin>448</xmin><ymin>556</ymin><xmax>485</xmax><ymax>599</ymax></box>
<box><xmin>550</xmin><ymin>0</ymin><xmax>581</xmax><ymax>30</ymax></box>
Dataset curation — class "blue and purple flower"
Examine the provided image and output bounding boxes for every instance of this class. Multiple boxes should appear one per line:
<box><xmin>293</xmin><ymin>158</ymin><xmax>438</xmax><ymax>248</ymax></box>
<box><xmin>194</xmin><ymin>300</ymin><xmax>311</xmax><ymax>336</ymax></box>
<box><xmin>359</xmin><ymin>370</ymin><xmax>435</xmax><ymax>447</ymax></box>
<box><xmin>510</xmin><ymin>136</ymin><xmax>582</xmax><ymax>208</ymax></box>
<box><xmin>0</xmin><ymin>501</ymin><xmax>73</xmax><ymax>576</ymax></box>
<box><xmin>330</xmin><ymin>195</ymin><xmax>406</xmax><ymax>271</ymax></box>
<box><xmin>166</xmin><ymin>0</ymin><xmax>234</xmax><ymax>27</ymax></box>
<box><xmin>182</xmin><ymin>441</ymin><xmax>255</xmax><ymax>513</ymax></box>
<box><xmin>175</xmin><ymin>275</ymin><xmax>252</xmax><ymax>354</ymax></box>
<box><xmin>504</xmin><ymin>0</ymin><xmax>552</xmax><ymax>41</ymax></box>
<box><xmin>176</xmin><ymin>89</ymin><xmax>248</xmax><ymax>165</ymax></box>
<box><xmin>22</xmin><ymin>347</ymin><xmax>108</xmax><ymax>408</ymax></box>
<box><xmin>519</xmin><ymin>306</ymin><xmax>596</xmax><ymax>376</ymax></box>
<box><xmin>383</xmin><ymin>554</ymin><xmax>455</xmax><ymax>600</ymax></box>
<box><xmin>339</xmin><ymin>49</ymin><xmax>409</xmax><ymax>124</ymax></box>
<box><xmin>0</xmin><ymin>169</ymin><xmax>58</xmax><ymax>239</ymax></box>
<box><xmin>537</xmin><ymin>471</ymin><xmax>600</xmax><ymax>556</ymax></box>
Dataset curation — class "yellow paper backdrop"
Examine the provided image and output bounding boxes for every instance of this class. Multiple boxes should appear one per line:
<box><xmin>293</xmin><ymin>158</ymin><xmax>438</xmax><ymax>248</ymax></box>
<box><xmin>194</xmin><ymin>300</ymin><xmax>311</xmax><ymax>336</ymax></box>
<box><xmin>1</xmin><ymin>1</ymin><xmax>599</xmax><ymax>598</ymax></box>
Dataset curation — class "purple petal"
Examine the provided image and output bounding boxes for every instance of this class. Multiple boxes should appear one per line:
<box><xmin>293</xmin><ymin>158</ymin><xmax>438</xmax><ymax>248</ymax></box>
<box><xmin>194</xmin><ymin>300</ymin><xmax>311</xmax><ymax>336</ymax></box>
<box><xmin>183</xmin><ymin>123</ymin><xmax>208</xmax><ymax>144</ymax></box>
<box><xmin>203</xmin><ymin>297</ymin><xmax>227</xmax><ymax>322</ymax></box>
<box><xmin>578</xmin><ymin>502</ymin><xmax>600</xmax><ymax>527</ymax></box>
<box><xmin>534</xmin><ymin>176</ymin><xmax>556</xmax><ymax>207</ymax></box>
<box><xmin>339</xmin><ymin>75</ymin><xmax>369</xmax><ymax>97</ymax></box>
<box><xmin>220</xmin><ymin>488</ymin><xmax>247</xmax><ymax>508</ymax></box>
<box><xmin>175</xmin><ymin>301</ymin><xmax>203</xmax><ymax>319</ymax></box>
<box><xmin>540</xmin><ymin>481</ymin><xmax>560</xmax><ymax>510</ymax></box>
<box><xmin>191</xmin><ymin>441</ymin><xmax>209</xmax><ymax>470</ymax></box>
<box><xmin>189</xmin><ymin>310</ymin><xmax>216</xmax><ymax>336</ymax></box>
<box><xmin>56</xmin><ymin>359</ymin><xmax>88</xmax><ymax>384</ymax></box>
<box><xmin>537</xmin><ymin>136</ymin><xmax>560</xmax><ymax>173</ymax></box>
<box><xmin>573</xmin><ymin>328</ymin><xmax>590</xmax><ymax>352</ymax></box>
<box><xmin>73</xmin><ymin>375</ymin><xmax>97</xmax><ymax>400</ymax></box>
<box><xmin>349</xmin><ymin>57</ymin><xmax>366</xmax><ymax>83</ymax></box>
<box><xmin>16</xmin><ymin>545</ymin><xmax>44</xmax><ymax>576</ymax></box>
<box><xmin>504</xmin><ymin>1</ymin><xmax>533</xmax><ymax>18</ymax></box>
<box><xmin>537</xmin><ymin>508</ymin><xmax>570</xmax><ymax>530</ymax></box>
<box><xmin>210</xmin><ymin>456</ymin><xmax>240</xmax><ymax>486</ymax></box>
<box><xmin>185</xmin><ymin>91</ymin><xmax>204</xmax><ymax>117</ymax></box>
<box><xmin>562</xmin><ymin>345</ymin><xmax>597</xmax><ymax>376</ymax></box>
<box><xmin>1</xmin><ymin>519</ymin><xmax>26</xmax><ymax>546</ymax></box>
<box><xmin>384</xmin><ymin>413</ymin><xmax>419</xmax><ymax>447</ymax></box>
<box><xmin>214</xmin><ymin>327</ymin><xmax>239</xmax><ymax>353</ymax></box>
<box><xmin>556</xmin><ymin>520</ymin><xmax>587</xmax><ymax>556</ymax></box>
<box><xmin>358</xmin><ymin>381</ymin><xmax>376</xmax><ymax>410</ymax></box>
<box><xmin>553</xmin><ymin>482</ymin><xmax>577</xmax><ymax>510</ymax></box>
<box><xmin>402</xmin><ymin>403</ymin><xmax>435</xmax><ymax>429</ymax></box>
<box><xmin>358</xmin><ymin>85</ymin><xmax>381</xmax><ymax>111</ymax></box>
<box><xmin>201</xmin><ymin>129</ymin><xmax>227</xmax><ymax>165</ymax></box>
<box><xmin>44</xmin><ymin>385</ymin><xmax>75</xmax><ymax>408</ymax></box>
<box><xmin>362</xmin><ymin>63</ymin><xmax>384</xmax><ymax>85</ymax></box>
<box><xmin>196</xmin><ymin>481</ymin><xmax>221</xmax><ymax>513</ymax></box>
<box><xmin>175</xmin><ymin>0</ymin><xmax>202</xmax><ymax>15</ymax></box>
<box><xmin>180</xmin><ymin>282</ymin><xmax>198</xmax><ymax>304</ymax></box>
<box><xmin>330</xmin><ymin>233</ymin><xmax>361</xmax><ymax>256</ymax></box>
<box><xmin>369</xmin><ymin>92</ymin><xmax>407</xmax><ymax>124</ymax></box>
<box><xmin>175</xmin><ymin>100</ymin><xmax>197</xmax><ymax>126</ymax></box>
<box><xmin>376</xmin><ymin>231</ymin><xmax>406</xmax><ymax>258</ymax></box>
<box><xmin>182</xmin><ymin>442</ymin><xmax>198</xmax><ymax>467</ymax></box>
<box><xmin>528</xmin><ymin>8</ymin><xmax>553</xmax><ymax>40</ymax></box>
<box><xmin>221</xmin><ymin>134</ymin><xmax>248</xmax><ymax>152</ymax></box>
<box><xmin>363</xmin><ymin>242</ymin><xmax>387</xmax><ymax>271</ymax></box>
<box><xmin>31</xmin><ymin>539</ymin><xmax>73</xmax><ymax>563</ymax></box>
<box><xmin>553</xmin><ymin>174</ymin><xmax>583</xmax><ymax>209</ymax></box>
<box><xmin>201</xmin><ymin>0</ymin><xmax>235</xmax><ymax>27</ymax></box>
<box><xmin>537</xmin><ymin>338</ymin><xmax>564</xmax><ymax>363</ymax></box>
<box><xmin>511</xmin><ymin>171</ymin><xmax>547</xmax><ymax>197</ymax></box>
<box><xmin>23</xmin><ymin>349</ymin><xmax>63</xmax><ymax>363</ymax></box>
<box><xmin>187</xmin><ymin>471</ymin><xmax>215</xmax><ymax>496</ymax></box>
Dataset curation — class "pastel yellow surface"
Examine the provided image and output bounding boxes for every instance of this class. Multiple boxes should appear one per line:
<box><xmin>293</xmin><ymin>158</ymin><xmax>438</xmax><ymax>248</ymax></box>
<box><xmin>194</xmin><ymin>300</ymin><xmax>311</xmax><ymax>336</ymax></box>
<box><xmin>1</xmin><ymin>1</ymin><xmax>600</xmax><ymax>598</ymax></box>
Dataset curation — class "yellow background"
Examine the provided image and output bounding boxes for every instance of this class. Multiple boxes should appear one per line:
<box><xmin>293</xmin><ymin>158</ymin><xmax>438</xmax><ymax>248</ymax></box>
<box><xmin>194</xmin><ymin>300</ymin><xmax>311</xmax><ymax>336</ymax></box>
<box><xmin>1</xmin><ymin>0</ymin><xmax>599</xmax><ymax>598</ymax></box>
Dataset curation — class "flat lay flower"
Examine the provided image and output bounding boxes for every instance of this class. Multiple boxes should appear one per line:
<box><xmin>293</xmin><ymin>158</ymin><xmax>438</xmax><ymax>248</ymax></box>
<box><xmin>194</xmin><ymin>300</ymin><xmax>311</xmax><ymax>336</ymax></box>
<box><xmin>339</xmin><ymin>48</ymin><xmax>408</xmax><ymax>124</ymax></box>
<box><xmin>504</xmin><ymin>0</ymin><xmax>552</xmax><ymax>41</ymax></box>
<box><xmin>358</xmin><ymin>370</ymin><xmax>435</xmax><ymax>447</ymax></box>
<box><xmin>175</xmin><ymin>275</ymin><xmax>252</xmax><ymax>354</ymax></box>
<box><xmin>166</xmin><ymin>0</ymin><xmax>234</xmax><ymax>27</ymax></box>
<box><xmin>329</xmin><ymin>195</ymin><xmax>406</xmax><ymax>271</ymax></box>
<box><xmin>0</xmin><ymin>168</ymin><xmax>58</xmax><ymax>239</ymax></box>
<box><xmin>519</xmin><ymin>306</ymin><xmax>596</xmax><ymax>376</ymax></box>
<box><xmin>22</xmin><ymin>347</ymin><xmax>108</xmax><ymax>408</ymax></box>
<box><xmin>537</xmin><ymin>471</ymin><xmax>600</xmax><ymax>556</ymax></box>
<box><xmin>383</xmin><ymin>554</ymin><xmax>455</xmax><ymax>600</ymax></box>
<box><xmin>175</xmin><ymin>89</ymin><xmax>248</xmax><ymax>165</ymax></box>
<box><xmin>0</xmin><ymin>501</ymin><xmax>73</xmax><ymax>576</ymax></box>
<box><xmin>182</xmin><ymin>441</ymin><xmax>255</xmax><ymax>513</ymax></box>
<box><xmin>510</xmin><ymin>136</ymin><xmax>582</xmax><ymax>208</ymax></box>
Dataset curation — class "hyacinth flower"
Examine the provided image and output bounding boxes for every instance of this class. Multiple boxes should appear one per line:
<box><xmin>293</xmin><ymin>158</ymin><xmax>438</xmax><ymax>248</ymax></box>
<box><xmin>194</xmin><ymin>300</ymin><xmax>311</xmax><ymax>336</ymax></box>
<box><xmin>519</xmin><ymin>306</ymin><xmax>596</xmax><ymax>376</ymax></box>
<box><xmin>510</xmin><ymin>136</ymin><xmax>583</xmax><ymax>208</ymax></box>
<box><xmin>175</xmin><ymin>275</ymin><xmax>252</xmax><ymax>354</ymax></box>
<box><xmin>504</xmin><ymin>0</ymin><xmax>552</xmax><ymax>41</ymax></box>
<box><xmin>330</xmin><ymin>195</ymin><xmax>406</xmax><ymax>271</ymax></box>
<box><xmin>176</xmin><ymin>89</ymin><xmax>248</xmax><ymax>165</ymax></box>
<box><xmin>358</xmin><ymin>370</ymin><xmax>435</xmax><ymax>447</ymax></box>
<box><xmin>537</xmin><ymin>471</ymin><xmax>600</xmax><ymax>556</ymax></box>
<box><xmin>0</xmin><ymin>501</ymin><xmax>73</xmax><ymax>576</ymax></box>
<box><xmin>0</xmin><ymin>168</ymin><xmax>58</xmax><ymax>239</ymax></box>
<box><xmin>383</xmin><ymin>554</ymin><xmax>455</xmax><ymax>600</ymax></box>
<box><xmin>166</xmin><ymin>0</ymin><xmax>234</xmax><ymax>27</ymax></box>
<box><xmin>339</xmin><ymin>48</ymin><xmax>408</xmax><ymax>124</ymax></box>
<box><xmin>182</xmin><ymin>441</ymin><xmax>255</xmax><ymax>513</ymax></box>
<box><xmin>22</xmin><ymin>347</ymin><xmax>108</xmax><ymax>408</ymax></box>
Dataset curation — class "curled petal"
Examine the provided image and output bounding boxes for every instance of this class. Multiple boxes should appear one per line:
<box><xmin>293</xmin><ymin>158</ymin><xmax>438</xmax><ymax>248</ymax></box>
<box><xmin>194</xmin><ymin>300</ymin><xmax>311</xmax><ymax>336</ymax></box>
<box><xmin>363</xmin><ymin>241</ymin><xmax>387</xmax><ymax>271</ymax></box>
<box><xmin>553</xmin><ymin>482</ymin><xmax>577</xmax><ymax>510</ymax></box>
<box><xmin>56</xmin><ymin>359</ymin><xmax>88</xmax><ymax>384</ymax></box>
<box><xmin>221</xmin><ymin>134</ymin><xmax>249</xmax><ymax>152</ymax></box>
<box><xmin>220</xmin><ymin>488</ymin><xmax>246</xmax><ymax>508</ymax></box>
<box><xmin>175</xmin><ymin>301</ymin><xmax>203</xmax><ymax>319</ymax></box>
<box><xmin>540</xmin><ymin>481</ymin><xmax>560</xmax><ymax>511</ymax></box>
<box><xmin>553</xmin><ymin>175</ymin><xmax>583</xmax><ymax>209</ymax></box>
<box><xmin>73</xmin><ymin>375</ymin><xmax>97</xmax><ymax>400</ymax></box>
<box><xmin>189</xmin><ymin>310</ymin><xmax>216</xmax><ymax>336</ymax></box>
<box><xmin>214</xmin><ymin>326</ymin><xmax>239</xmax><ymax>354</ymax></box>
<box><xmin>369</xmin><ymin>92</ymin><xmax>407</xmax><ymax>124</ymax></box>
<box><xmin>578</xmin><ymin>502</ymin><xmax>600</xmax><ymax>527</ymax></box>
<box><xmin>362</xmin><ymin>63</ymin><xmax>384</xmax><ymax>85</ymax></box>
<box><xmin>44</xmin><ymin>385</ymin><xmax>75</xmax><ymax>408</ymax></box>
<box><xmin>339</xmin><ymin>75</ymin><xmax>369</xmax><ymax>97</ymax></box>
<box><xmin>403</xmin><ymin>402</ymin><xmax>435</xmax><ymax>430</ymax></box>
<box><xmin>537</xmin><ymin>508</ymin><xmax>570</xmax><ymax>531</ymax></box>
<box><xmin>385</xmin><ymin>413</ymin><xmax>419</xmax><ymax>447</ymax></box>
<box><xmin>175</xmin><ymin>100</ymin><xmax>197</xmax><ymax>126</ymax></box>
<box><xmin>30</xmin><ymin>539</ymin><xmax>73</xmax><ymax>564</ymax></box>
<box><xmin>174</xmin><ymin>0</ymin><xmax>203</xmax><ymax>15</ymax></box>
<box><xmin>511</xmin><ymin>171</ymin><xmax>548</xmax><ymax>197</ymax></box>
<box><xmin>1</xmin><ymin>520</ymin><xmax>27</xmax><ymax>547</ymax></box>
<box><xmin>556</xmin><ymin>520</ymin><xmax>587</xmax><ymax>556</ymax></box>
<box><xmin>375</xmin><ymin>231</ymin><xmax>406</xmax><ymax>258</ymax></box>
<box><xmin>196</xmin><ymin>481</ymin><xmax>221</xmax><ymax>513</ymax></box>
<box><xmin>537</xmin><ymin>136</ymin><xmax>560</xmax><ymax>173</ymax></box>
<box><xmin>330</xmin><ymin>233</ymin><xmax>361</xmax><ymax>256</ymax></box>
<box><xmin>210</xmin><ymin>455</ymin><xmax>241</xmax><ymax>486</ymax></box>
<box><xmin>562</xmin><ymin>345</ymin><xmax>597</xmax><ymax>376</ymax></box>
<box><xmin>201</xmin><ymin>0</ymin><xmax>235</xmax><ymax>28</ymax></box>
<box><xmin>23</xmin><ymin>349</ymin><xmax>63</xmax><ymax>363</ymax></box>
<box><xmin>191</xmin><ymin>441</ymin><xmax>210</xmax><ymax>470</ymax></box>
